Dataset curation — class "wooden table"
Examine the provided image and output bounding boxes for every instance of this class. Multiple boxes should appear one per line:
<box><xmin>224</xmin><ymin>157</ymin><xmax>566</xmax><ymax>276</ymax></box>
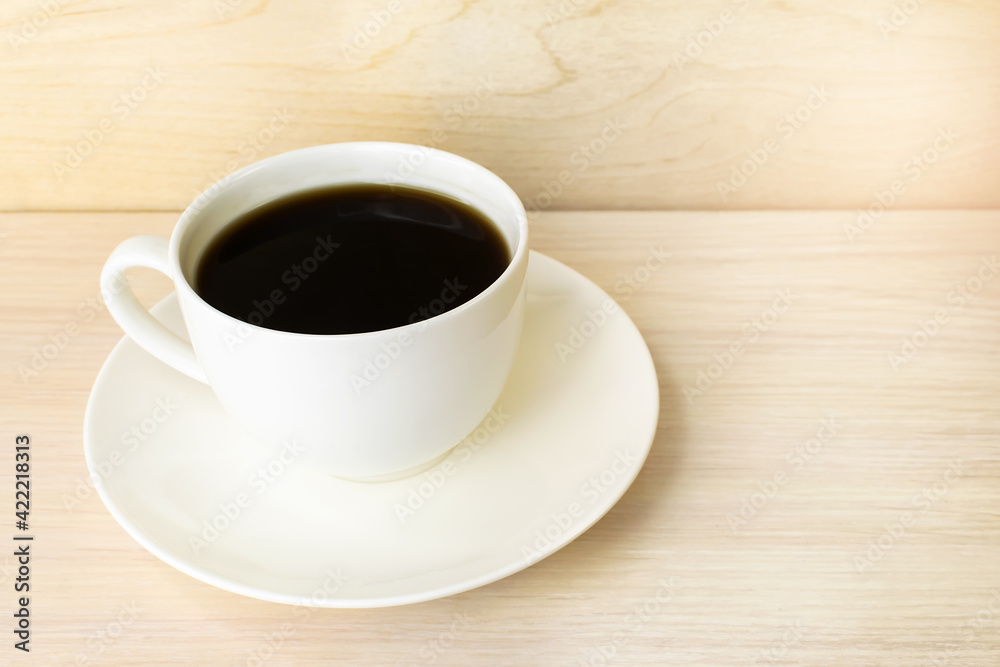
<box><xmin>2</xmin><ymin>211</ymin><xmax>999</xmax><ymax>665</ymax></box>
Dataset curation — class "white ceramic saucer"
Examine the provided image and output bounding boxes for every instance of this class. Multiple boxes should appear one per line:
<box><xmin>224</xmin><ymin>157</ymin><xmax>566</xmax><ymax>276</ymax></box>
<box><xmin>84</xmin><ymin>251</ymin><xmax>659</xmax><ymax>607</ymax></box>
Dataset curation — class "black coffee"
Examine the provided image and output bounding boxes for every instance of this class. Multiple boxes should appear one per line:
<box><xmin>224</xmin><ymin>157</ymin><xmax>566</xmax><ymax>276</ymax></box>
<box><xmin>195</xmin><ymin>184</ymin><xmax>510</xmax><ymax>334</ymax></box>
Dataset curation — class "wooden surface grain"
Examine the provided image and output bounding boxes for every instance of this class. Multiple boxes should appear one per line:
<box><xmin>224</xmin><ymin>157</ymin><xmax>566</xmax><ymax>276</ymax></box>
<box><xmin>1</xmin><ymin>210</ymin><xmax>998</xmax><ymax>665</ymax></box>
<box><xmin>1</xmin><ymin>0</ymin><xmax>998</xmax><ymax>212</ymax></box>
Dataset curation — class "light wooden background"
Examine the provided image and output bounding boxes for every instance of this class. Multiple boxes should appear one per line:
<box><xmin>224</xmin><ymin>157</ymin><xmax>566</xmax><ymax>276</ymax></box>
<box><xmin>0</xmin><ymin>0</ymin><xmax>998</xmax><ymax>212</ymax></box>
<box><xmin>2</xmin><ymin>0</ymin><xmax>1000</xmax><ymax>664</ymax></box>
<box><xmin>1</xmin><ymin>211</ymin><xmax>999</xmax><ymax>665</ymax></box>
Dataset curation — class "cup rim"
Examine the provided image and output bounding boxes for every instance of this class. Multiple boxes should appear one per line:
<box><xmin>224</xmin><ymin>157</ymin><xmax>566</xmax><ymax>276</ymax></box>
<box><xmin>168</xmin><ymin>142</ymin><xmax>529</xmax><ymax>340</ymax></box>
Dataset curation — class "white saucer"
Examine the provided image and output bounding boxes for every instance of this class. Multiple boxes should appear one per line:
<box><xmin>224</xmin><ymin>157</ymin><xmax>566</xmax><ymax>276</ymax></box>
<box><xmin>84</xmin><ymin>251</ymin><xmax>659</xmax><ymax>607</ymax></box>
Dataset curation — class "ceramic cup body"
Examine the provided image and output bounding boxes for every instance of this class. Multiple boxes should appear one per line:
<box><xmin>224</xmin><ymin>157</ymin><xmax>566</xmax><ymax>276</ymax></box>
<box><xmin>101</xmin><ymin>143</ymin><xmax>529</xmax><ymax>480</ymax></box>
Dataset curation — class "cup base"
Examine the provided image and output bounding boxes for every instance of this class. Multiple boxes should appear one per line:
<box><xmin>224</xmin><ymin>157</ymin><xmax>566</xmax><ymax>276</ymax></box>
<box><xmin>327</xmin><ymin>446</ymin><xmax>457</xmax><ymax>483</ymax></box>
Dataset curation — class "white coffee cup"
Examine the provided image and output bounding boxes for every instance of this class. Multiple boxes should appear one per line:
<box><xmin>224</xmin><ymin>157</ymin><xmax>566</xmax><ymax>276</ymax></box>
<box><xmin>101</xmin><ymin>142</ymin><xmax>529</xmax><ymax>481</ymax></box>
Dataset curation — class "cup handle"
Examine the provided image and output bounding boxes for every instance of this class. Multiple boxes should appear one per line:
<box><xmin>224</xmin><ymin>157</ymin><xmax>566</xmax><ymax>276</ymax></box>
<box><xmin>101</xmin><ymin>236</ymin><xmax>209</xmax><ymax>383</ymax></box>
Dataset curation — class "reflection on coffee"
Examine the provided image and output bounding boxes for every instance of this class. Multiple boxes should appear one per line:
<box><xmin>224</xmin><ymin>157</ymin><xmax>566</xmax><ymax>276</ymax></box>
<box><xmin>195</xmin><ymin>184</ymin><xmax>510</xmax><ymax>335</ymax></box>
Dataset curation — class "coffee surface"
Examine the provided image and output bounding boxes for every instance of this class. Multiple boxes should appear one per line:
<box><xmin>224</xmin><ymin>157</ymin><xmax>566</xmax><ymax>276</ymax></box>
<box><xmin>195</xmin><ymin>184</ymin><xmax>510</xmax><ymax>334</ymax></box>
